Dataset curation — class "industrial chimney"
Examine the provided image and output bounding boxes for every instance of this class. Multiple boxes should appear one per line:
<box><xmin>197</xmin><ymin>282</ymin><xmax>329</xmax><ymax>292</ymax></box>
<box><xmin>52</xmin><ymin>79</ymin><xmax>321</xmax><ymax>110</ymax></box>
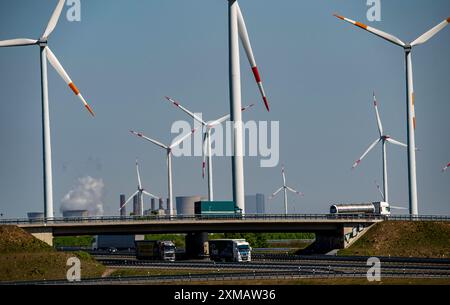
<box><xmin>120</xmin><ymin>194</ymin><xmax>126</xmax><ymax>217</ymax></box>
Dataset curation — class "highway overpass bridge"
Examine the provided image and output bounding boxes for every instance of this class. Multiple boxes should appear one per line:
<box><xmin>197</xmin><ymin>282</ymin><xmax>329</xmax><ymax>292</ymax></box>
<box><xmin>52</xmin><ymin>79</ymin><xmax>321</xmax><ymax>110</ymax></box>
<box><xmin>3</xmin><ymin>214</ymin><xmax>448</xmax><ymax>255</ymax></box>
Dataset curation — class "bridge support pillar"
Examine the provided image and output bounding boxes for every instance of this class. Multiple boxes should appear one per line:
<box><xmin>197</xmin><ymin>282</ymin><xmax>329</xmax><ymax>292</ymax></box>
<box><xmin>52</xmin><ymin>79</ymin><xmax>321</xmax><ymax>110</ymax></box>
<box><xmin>185</xmin><ymin>232</ymin><xmax>209</xmax><ymax>259</ymax></box>
<box><xmin>26</xmin><ymin>227</ymin><xmax>54</xmax><ymax>246</ymax></box>
<box><xmin>304</xmin><ymin>223</ymin><xmax>373</xmax><ymax>254</ymax></box>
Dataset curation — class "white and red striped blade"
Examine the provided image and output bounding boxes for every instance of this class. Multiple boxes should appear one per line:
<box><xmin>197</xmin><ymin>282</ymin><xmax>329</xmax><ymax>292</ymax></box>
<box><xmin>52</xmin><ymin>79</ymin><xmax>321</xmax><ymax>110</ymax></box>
<box><xmin>120</xmin><ymin>190</ymin><xmax>139</xmax><ymax>211</ymax></box>
<box><xmin>165</xmin><ymin>96</ymin><xmax>206</xmax><ymax>125</ymax></box>
<box><xmin>208</xmin><ymin>114</ymin><xmax>230</xmax><ymax>127</ymax></box>
<box><xmin>269</xmin><ymin>187</ymin><xmax>283</xmax><ymax>199</ymax></box>
<box><xmin>334</xmin><ymin>14</ymin><xmax>406</xmax><ymax>47</ymax></box>
<box><xmin>41</xmin><ymin>0</ymin><xmax>65</xmax><ymax>40</ymax></box>
<box><xmin>411</xmin><ymin>18</ymin><xmax>450</xmax><ymax>47</ymax></box>
<box><xmin>236</xmin><ymin>3</ymin><xmax>269</xmax><ymax>112</ymax></box>
<box><xmin>373</xmin><ymin>92</ymin><xmax>383</xmax><ymax>137</ymax></box>
<box><xmin>0</xmin><ymin>38</ymin><xmax>37</xmax><ymax>47</ymax></box>
<box><xmin>130</xmin><ymin>130</ymin><xmax>168</xmax><ymax>150</ymax></box>
<box><xmin>45</xmin><ymin>47</ymin><xmax>95</xmax><ymax>116</ymax></box>
<box><xmin>170</xmin><ymin>127</ymin><xmax>199</xmax><ymax>149</ymax></box>
<box><xmin>286</xmin><ymin>186</ymin><xmax>304</xmax><ymax>197</ymax></box>
<box><xmin>352</xmin><ymin>138</ymin><xmax>381</xmax><ymax>169</ymax></box>
<box><xmin>442</xmin><ymin>163</ymin><xmax>450</xmax><ymax>172</ymax></box>
<box><xmin>208</xmin><ymin>104</ymin><xmax>254</xmax><ymax>127</ymax></box>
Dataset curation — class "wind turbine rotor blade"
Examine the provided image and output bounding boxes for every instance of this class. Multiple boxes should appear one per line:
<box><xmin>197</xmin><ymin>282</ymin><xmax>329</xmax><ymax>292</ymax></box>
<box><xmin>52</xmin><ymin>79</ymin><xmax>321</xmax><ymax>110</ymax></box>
<box><xmin>170</xmin><ymin>127</ymin><xmax>199</xmax><ymax>149</ymax></box>
<box><xmin>411</xmin><ymin>18</ymin><xmax>450</xmax><ymax>47</ymax></box>
<box><xmin>143</xmin><ymin>190</ymin><xmax>159</xmax><ymax>200</ymax></box>
<box><xmin>41</xmin><ymin>0</ymin><xmax>66</xmax><ymax>40</ymax></box>
<box><xmin>45</xmin><ymin>47</ymin><xmax>95</xmax><ymax>116</ymax></box>
<box><xmin>208</xmin><ymin>104</ymin><xmax>253</xmax><ymax>127</ymax></box>
<box><xmin>442</xmin><ymin>163</ymin><xmax>450</xmax><ymax>172</ymax></box>
<box><xmin>120</xmin><ymin>190</ymin><xmax>139</xmax><ymax>211</ymax></box>
<box><xmin>333</xmin><ymin>14</ymin><xmax>406</xmax><ymax>47</ymax></box>
<box><xmin>374</xmin><ymin>180</ymin><xmax>385</xmax><ymax>201</ymax></box>
<box><xmin>352</xmin><ymin>138</ymin><xmax>381</xmax><ymax>169</ymax></box>
<box><xmin>269</xmin><ymin>187</ymin><xmax>283</xmax><ymax>199</ymax></box>
<box><xmin>236</xmin><ymin>4</ymin><xmax>270</xmax><ymax>112</ymax></box>
<box><xmin>135</xmin><ymin>159</ymin><xmax>142</xmax><ymax>189</ymax></box>
<box><xmin>242</xmin><ymin>103</ymin><xmax>255</xmax><ymax>112</ymax></box>
<box><xmin>208</xmin><ymin>114</ymin><xmax>230</xmax><ymax>127</ymax></box>
<box><xmin>164</xmin><ymin>96</ymin><xmax>206</xmax><ymax>125</ymax></box>
<box><xmin>385</xmin><ymin>137</ymin><xmax>407</xmax><ymax>148</ymax></box>
<box><xmin>286</xmin><ymin>186</ymin><xmax>304</xmax><ymax>196</ymax></box>
<box><xmin>281</xmin><ymin>166</ymin><xmax>286</xmax><ymax>186</ymax></box>
<box><xmin>0</xmin><ymin>38</ymin><xmax>37</xmax><ymax>47</ymax></box>
<box><xmin>390</xmin><ymin>205</ymin><xmax>408</xmax><ymax>210</ymax></box>
<box><xmin>130</xmin><ymin>130</ymin><xmax>168</xmax><ymax>149</ymax></box>
<box><xmin>373</xmin><ymin>92</ymin><xmax>383</xmax><ymax>137</ymax></box>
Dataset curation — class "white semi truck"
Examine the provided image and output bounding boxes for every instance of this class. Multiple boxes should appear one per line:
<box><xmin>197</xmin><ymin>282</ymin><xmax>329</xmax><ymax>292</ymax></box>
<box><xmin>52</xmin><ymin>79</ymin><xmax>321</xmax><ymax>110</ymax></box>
<box><xmin>208</xmin><ymin>239</ymin><xmax>252</xmax><ymax>262</ymax></box>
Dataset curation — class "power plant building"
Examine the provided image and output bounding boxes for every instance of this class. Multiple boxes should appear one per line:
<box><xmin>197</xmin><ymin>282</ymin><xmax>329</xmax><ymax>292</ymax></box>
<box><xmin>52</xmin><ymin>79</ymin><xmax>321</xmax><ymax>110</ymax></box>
<box><xmin>245</xmin><ymin>194</ymin><xmax>265</xmax><ymax>214</ymax></box>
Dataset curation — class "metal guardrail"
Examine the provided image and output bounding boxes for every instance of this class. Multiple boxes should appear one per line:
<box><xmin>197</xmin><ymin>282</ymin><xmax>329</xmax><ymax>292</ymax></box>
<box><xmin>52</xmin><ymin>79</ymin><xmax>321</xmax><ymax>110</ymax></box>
<box><xmin>1</xmin><ymin>214</ymin><xmax>449</xmax><ymax>225</ymax></box>
<box><xmin>2</xmin><ymin>269</ymin><xmax>449</xmax><ymax>285</ymax></box>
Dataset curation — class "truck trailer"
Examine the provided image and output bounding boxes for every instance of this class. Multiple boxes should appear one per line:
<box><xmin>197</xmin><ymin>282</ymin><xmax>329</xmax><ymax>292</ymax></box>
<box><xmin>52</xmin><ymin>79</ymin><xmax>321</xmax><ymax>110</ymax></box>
<box><xmin>330</xmin><ymin>202</ymin><xmax>391</xmax><ymax>216</ymax></box>
<box><xmin>208</xmin><ymin>239</ymin><xmax>252</xmax><ymax>262</ymax></box>
<box><xmin>194</xmin><ymin>201</ymin><xmax>241</xmax><ymax>218</ymax></box>
<box><xmin>92</xmin><ymin>235</ymin><xmax>142</xmax><ymax>251</ymax></box>
<box><xmin>135</xmin><ymin>240</ymin><xmax>176</xmax><ymax>261</ymax></box>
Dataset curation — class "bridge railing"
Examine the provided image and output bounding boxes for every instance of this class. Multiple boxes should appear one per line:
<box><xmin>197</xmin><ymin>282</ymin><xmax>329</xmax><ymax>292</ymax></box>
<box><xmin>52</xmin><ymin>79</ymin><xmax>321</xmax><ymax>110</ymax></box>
<box><xmin>0</xmin><ymin>213</ymin><xmax>449</xmax><ymax>225</ymax></box>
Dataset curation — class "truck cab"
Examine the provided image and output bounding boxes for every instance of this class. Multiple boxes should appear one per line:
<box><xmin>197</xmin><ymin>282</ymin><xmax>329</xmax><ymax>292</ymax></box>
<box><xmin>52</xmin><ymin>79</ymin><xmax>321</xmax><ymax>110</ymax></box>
<box><xmin>209</xmin><ymin>239</ymin><xmax>252</xmax><ymax>262</ymax></box>
<box><xmin>159</xmin><ymin>240</ymin><xmax>176</xmax><ymax>261</ymax></box>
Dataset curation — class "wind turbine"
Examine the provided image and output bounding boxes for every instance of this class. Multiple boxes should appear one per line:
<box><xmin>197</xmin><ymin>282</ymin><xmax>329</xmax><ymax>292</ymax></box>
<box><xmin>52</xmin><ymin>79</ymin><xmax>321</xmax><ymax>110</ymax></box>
<box><xmin>334</xmin><ymin>13</ymin><xmax>450</xmax><ymax>216</ymax></box>
<box><xmin>269</xmin><ymin>165</ymin><xmax>304</xmax><ymax>215</ymax></box>
<box><xmin>130</xmin><ymin>128</ymin><xmax>198</xmax><ymax>216</ymax></box>
<box><xmin>228</xmin><ymin>0</ymin><xmax>269</xmax><ymax>213</ymax></box>
<box><xmin>443</xmin><ymin>163</ymin><xmax>450</xmax><ymax>172</ymax></box>
<box><xmin>119</xmin><ymin>159</ymin><xmax>159</xmax><ymax>216</ymax></box>
<box><xmin>352</xmin><ymin>92</ymin><xmax>408</xmax><ymax>204</ymax></box>
<box><xmin>165</xmin><ymin>96</ymin><xmax>254</xmax><ymax>201</ymax></box>
<box><xmin>0</xmin><ymin>0</ymin><xmax>95</xmax><ymax>219</ymax></box>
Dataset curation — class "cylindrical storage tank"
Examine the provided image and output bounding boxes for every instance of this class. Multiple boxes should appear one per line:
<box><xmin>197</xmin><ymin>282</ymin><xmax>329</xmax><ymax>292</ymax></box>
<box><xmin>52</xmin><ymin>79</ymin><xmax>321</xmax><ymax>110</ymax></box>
<box><xmin>120</xmin><ymin>194</ymin><xmax>126</xmax><ymax>217</ymax></box>
<box><xmin>330</xmin><ymin>203</ymin><xmax>375</xmax><ymax>215</ymax></box>
<box><xmin>151</xmin><ymin>198</ymin><xmax>156</xmax><ymax>211</ymax></box>
<box><xmin>62</xmin><ymin>210</ymin><xmax>89</xmax><ymax>218</ymax></box>
<box><xmin>176</xmin><ymin>196</ymin><xmax>203</xmax><ymax>216</ymax></box>
<box><xmin>133</xmin><ymin>195</ymin><xmax>141</xmax><ymax>216</ymax></box>
<box><xmin>159</xmin><ymin>198</ymin><xmax>164</xmax><ymax>210</ymax></box>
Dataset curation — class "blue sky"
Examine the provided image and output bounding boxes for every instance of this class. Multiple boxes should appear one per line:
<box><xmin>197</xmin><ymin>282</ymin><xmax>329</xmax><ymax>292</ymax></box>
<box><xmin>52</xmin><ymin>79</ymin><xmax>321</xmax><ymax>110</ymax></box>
<box><xmin>0</xmin><ymin>0</ymin><xmax>449</xmax><ymax>218</ymax></box>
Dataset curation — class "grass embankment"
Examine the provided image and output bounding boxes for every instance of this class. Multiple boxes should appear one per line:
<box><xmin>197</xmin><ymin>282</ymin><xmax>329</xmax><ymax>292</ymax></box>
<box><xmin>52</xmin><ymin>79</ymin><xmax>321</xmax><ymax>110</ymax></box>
<box><xmin>339</xmin><ymin>221</ymin><xmax>450</xmax><ymax>258</ymax></box>
<box><xmin>0</xmin><ymin>226</ymin><xmax>105</xmax><ymax>282</ymax></box>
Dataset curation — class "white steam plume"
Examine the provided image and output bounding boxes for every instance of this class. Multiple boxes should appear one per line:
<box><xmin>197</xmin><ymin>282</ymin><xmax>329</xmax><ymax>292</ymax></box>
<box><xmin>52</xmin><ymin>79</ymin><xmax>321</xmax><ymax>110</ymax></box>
<box><xmin>60</xmin><ymin>176</ymin><xmax>104</xmax><ymax>216</ymax></box>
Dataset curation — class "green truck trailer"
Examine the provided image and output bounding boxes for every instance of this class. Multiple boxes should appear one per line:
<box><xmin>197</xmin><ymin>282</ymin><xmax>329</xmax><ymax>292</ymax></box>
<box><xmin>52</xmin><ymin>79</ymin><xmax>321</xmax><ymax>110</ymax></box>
<box><xmin>194</xmin><ymin>201</ymin><xmax>241</xmax><ymax>218</ymax></box>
